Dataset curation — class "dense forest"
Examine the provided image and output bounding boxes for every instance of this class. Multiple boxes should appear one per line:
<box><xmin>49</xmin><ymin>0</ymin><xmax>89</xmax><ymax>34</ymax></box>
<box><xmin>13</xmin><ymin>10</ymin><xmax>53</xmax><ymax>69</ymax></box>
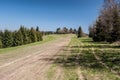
<box><xmin>0</xmin><ymin>26</ymin><xmax>43</xmax><ymax>48</ymax></box>
<box><xmin>89</xmin><ymin>0</ymin><xmax>120</xmax><ymax>43</ymax></box>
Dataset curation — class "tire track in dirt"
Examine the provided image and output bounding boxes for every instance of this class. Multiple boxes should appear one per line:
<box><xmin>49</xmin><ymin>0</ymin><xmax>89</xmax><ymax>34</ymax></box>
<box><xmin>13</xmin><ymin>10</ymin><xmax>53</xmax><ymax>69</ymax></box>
<box><xmin>0</xmin><ymin>36</ymin><xmax>71</xmax><ymax>80</ymax></box>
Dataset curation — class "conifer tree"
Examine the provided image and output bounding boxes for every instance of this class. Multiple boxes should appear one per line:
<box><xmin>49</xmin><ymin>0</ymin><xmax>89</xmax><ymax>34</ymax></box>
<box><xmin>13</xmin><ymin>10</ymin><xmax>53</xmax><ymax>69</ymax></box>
<box><xmin>89</xmin><ymin>0</ymin><xmax>120</xmax><ymax>42</ymax></box>
<box><xmin>0</xmin><ymin>35</ymin><xmax>2</xmax><ymax>48</ymax></box>
<box><xmin>0</xmin><ymin>31</ymin><xmax>3</xmax><ymax>48</ymax></box>
<box><xmin>30</xmin><ymin>27</ymin><xmax>37</xmax><ymax>42</ymax></box>
<box><xmin>19</xmin><ymin>26</ymin><xmax>29</xmax><ymax>44</ymax></box>
<box><xmin>111</xmin><ymin>7</ymin><xmax>120</xmax><ymax>42</ymax></box>
<box><xmin>2</xmin><ymin>30</ymin><xmax>13</xmax><ymax>48</ymax></box>
<box><xmin>36</xmin><ymin>27</ymin><xmax>43</xmax><ymax>41</ymax></box>
<box><xmin>12</xmin><ymin>31</ymin><xmax>23</xmax><ymax>46</ymax></box>
<box><xmin>77</xmin><ymin>26</ymin><xmax>83</xmax><ymax>38</ymax></box>
<box><xmin>0</xmin><ymin>39</ymin><xmax>2</xmax><ymax>48</ymax></box>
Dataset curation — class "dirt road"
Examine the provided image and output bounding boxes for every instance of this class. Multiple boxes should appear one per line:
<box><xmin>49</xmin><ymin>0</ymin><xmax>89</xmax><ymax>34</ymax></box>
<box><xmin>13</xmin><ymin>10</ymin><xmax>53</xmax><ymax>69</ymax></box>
<box><xmin>0</xmin><ymin>36</ymin><xmax>71</xmax><ymax>80</ymax></box>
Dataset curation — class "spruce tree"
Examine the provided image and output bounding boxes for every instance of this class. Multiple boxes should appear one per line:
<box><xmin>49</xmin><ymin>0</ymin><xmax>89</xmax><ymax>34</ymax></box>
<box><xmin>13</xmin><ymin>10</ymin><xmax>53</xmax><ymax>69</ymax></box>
<box><xmin>77</xmin><ymin>26</ymin><xmax>83</xmax><ymax>38</ymax></box>
<box><xmin>0</xmin><ymin>39</ymin><xmax>2</xmax><ymax>48</ymax></box>
<box><xmin>89</xmin><ymin>0</ymin><xmax>120</xmax><ymax>42</ymax></box>
<box><xmin>36</xmin><ymin>27</ymin><xmax>43</xmax><ymax>41</ymax></box>
<box><xmin>2</xmin><ymin>30</ymin><xmax>13</xmax><ymax>48</ymax></box>
<box><xmin>19</xmin><ymin>26</ymin><xmax>29</xmax><ymax>44</ymax></box>
<box><xmin>0</xmin><ymin>36</ymin><xmax>2</xmax><ymax>48</ymax></box>
<box><xmin>30</xmin><ymin>27</ymin><xmax>37</xmax><ymax>42</ymax></box>
<box><xmin>12</xmin><ymin>31</ymin><xmax>23</xmax><ymax>46</ymax></box>
<box><xmin>36</xmin><ymin>26</ymin><xmax>39</xmax><ymax>32</ymax></box>
<box><xmin>56</xmin><ymin>28</ymin><xmax>61</xmax><ymax>34</ymax></box>
<box><xmin>111</xmin><ymin>8</ymin><xmax>120</xmax><ymax>42</ymax></box>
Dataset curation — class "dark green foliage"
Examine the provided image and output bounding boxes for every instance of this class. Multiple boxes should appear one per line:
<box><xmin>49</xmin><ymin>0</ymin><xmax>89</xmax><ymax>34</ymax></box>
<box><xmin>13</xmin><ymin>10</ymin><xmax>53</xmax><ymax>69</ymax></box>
<box><xmin>36</xmin><ymin>26</ymin><xmax>39</xmax><ymax>32</ymax></box>
<box><xmin>89</xmin><ymin>0</ymin><xmax>120</xmax><ymax>43</ymax></box>
<box><xmin>36</xmin><ymin>32</ymin><xmax>43</xmax><ymax>41</ymax></box>
<box><xmin>89</xmin><ymin>26</ymin><xmax>95</xmax><ymax>38</ymax></box>
<box><xmin>19</xmin><ymin>26</ymin><xmax>29</xmax><ymax>44</ymax></box>
<box><xmin>0</xmin><ymin>38</ymin><xmax>2</xmax><ymax>48</ymax></box>
<box><xmin>73</xmin><ymin>29</ymin><xmax>77</xmax><ymax>34</ymax></box>
<box><xmin>2</xmin><ymin>30</ymin><xmax>13</xmax><ymax>48</ymax></box>
<box><xmin>0</xmin><ymin>26</ymin><xmax>43</xmax><ymax>48</ymax></box>
<box><xmin>93</xmin><ymin>19</ymin><xmax>106</xmax><ymax>42</ymax></box>
<box><xmin>12</xmin><ymin>31</ymin><xmax>23</xmax><ymax>46</ymax></box>
<box><xmin>36</xmin><ymin>27</ymin><xmax>43</xmax><ymax>41</ymax></box>
<box><xmin>0</xmin><ymin>35</ymin><xmax>2</xmax><ymax>48</ymax></box>
<box><xmin>56</xmin><ymin>28</ymin><xmax>61</xmax><ymax>34</ymax></box>
<box><xmin>111</xmin><ymin>8</ymin><xmax>120</xmax><ymax>42</ymax></box>
<box><xmin>29</xmin><ymin>27</ymin><xmax>37</xmax><ymax>42</ymax></box>
<box><xmin>0</xmin><ymin>31</ymin><xmax>3</xmax><ymax>48</ymax></box>
<box><xmin>77</xmin><ymin>26</ymin><xmax>83</xmax><ymax>38</ymax></box>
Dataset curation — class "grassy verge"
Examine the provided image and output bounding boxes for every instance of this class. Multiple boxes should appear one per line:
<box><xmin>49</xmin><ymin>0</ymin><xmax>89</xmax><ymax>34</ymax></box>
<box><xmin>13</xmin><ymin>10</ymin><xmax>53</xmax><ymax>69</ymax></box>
<box><xmin>53</xmin><ymin>36</ymin><xmax>120</xmax><ymax>80</ymax></box>
<box><xmin>0</xmin><ymin>34</ymin><xmax>62</xmax><ymax>54</ymax></box>
<box><xmin>46</xmin><ymin>64</ymin><xmax>57</xmax><ymax>80</ymax></box>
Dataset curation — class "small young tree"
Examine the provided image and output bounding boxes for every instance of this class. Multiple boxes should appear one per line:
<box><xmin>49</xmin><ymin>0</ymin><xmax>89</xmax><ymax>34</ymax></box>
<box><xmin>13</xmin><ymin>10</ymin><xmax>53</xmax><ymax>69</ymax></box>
<box><xmin>77</xmin><ymin>26</ymin><xmax>83</xmax><ymax>38</ymax></box>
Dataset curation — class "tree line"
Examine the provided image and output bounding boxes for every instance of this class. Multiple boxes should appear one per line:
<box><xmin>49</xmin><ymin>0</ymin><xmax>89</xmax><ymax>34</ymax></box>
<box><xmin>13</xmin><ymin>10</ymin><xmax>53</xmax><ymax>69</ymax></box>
<box><xmin>89</xmin><ymin>0</ymin><xmax>120</xmax><ymax>43</ymax></box>
<box><xmin>56</xmin><ymin>27</ymin><xmax>77</xmax><ymax>34</ymax></box>
<box><xmin>0</xmin><ymin>26</ymin><xmax>42</xmax><ymax>48</ymax></box>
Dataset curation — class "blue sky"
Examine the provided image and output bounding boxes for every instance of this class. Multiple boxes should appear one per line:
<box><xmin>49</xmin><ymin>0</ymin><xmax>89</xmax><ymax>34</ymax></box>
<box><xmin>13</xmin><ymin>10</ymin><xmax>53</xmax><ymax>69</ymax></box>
<box><xmin>0</xmin><ymin>0</ymin><xmax>103</xmax><ymax>33</ymax></box>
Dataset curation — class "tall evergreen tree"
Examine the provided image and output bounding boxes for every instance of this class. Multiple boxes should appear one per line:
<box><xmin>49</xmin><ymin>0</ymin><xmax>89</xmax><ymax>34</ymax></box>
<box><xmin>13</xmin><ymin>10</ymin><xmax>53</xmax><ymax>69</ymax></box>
<box><xmin>89</xmin><ymin>0</ymin><xmax>120</xmax><ymax>42</ymax></box>
<box><xmin>12</xmin><ymin>31</ymin><xmax>23</xmax><ymax>46</ymax></box>
<box><xmin>0</xmin><ymin>39</ymin><xmax>2</xmax><ymax>48</ymax></box>
<box><xmin>36</xmin><ymin>26</ymin><xmax>39</xmax><ymax>32</ymax></box>
<box><xmin>77</xmin><ymin>26</ymin><xmax>83</xmax><ymax>38</ymax></box>
<box><xmin>36</xmin><ymin>27</ymin><xmax>43</xmax><ymax>41</ymax></box>
<box><xmin>56</xmin><ymin>28</ymin><xmax>61</xmax><ymax>34</ymax></box>
<box><xmin>30</xmin><ymin>27</ymin><xmax>37</xmax><ymax>42</ymax></box>
<box><xmin>111</xmin><ymin>7</ymin><xmax>120</xmax><ymax>42</ymax></box>
<box><xmin>0</xmin><ymin>31</ymin><xmax>4</xmax><ymax>48</ymax></box>
<box><xmin>2</xmin><ymin>30</ymin><xmax>13</xmax><ymax>48</ymax></box>
<box><xmin>19</xmin><ymin>26</ymin><xmax>29</xmax><ymax>44</ymax></box>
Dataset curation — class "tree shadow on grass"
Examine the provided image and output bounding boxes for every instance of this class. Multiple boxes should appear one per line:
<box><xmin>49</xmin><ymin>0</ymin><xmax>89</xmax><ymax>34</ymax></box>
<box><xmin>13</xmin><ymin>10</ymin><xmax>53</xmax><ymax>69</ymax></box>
<box><xmin>54</xmin><ymin>50</ymin><xmax>105</xmax><ymax>70</ymax></box>
<box><xmin>71</xmin><ymin>45</ymin><xmax>120</xmax><ymax>49</ymax></box>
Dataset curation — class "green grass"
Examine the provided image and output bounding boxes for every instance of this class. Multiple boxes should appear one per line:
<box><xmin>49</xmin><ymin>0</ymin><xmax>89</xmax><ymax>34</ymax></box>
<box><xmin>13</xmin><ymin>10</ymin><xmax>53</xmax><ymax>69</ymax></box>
<box><xmin>46</xmin><ymin>64</ymin><xmax>57</xmax><ymax>80</ymax></box>
<box><xmin>63</xmin><ymin>67</ymin><xmax>78</xmax><ymax>80</ymax></box>
<box><xmin>53</xmin><ymin>36</ymin><xmax>120</xmax><ymax>80</ymax></box>
<box><xmin>0</xmin><ymin>34</ymin><xmax>63</xmax><ymax>54</ymax></box>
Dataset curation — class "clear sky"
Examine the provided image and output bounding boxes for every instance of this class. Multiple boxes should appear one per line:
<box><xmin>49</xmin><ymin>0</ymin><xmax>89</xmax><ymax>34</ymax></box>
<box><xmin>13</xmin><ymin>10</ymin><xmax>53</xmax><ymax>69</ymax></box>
<box><xmin>0</xmin><ymin>0</ymin><xmax>103</xmax><ymax>33</ymax></box>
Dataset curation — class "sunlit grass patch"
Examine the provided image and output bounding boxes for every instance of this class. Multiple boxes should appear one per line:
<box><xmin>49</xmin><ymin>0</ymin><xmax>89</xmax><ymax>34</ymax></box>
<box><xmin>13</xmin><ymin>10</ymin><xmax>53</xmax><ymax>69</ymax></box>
<box><xmin>46</xmin><ymin>64</ymin><xmax>57</xmax><ymax>80</ymax></box>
